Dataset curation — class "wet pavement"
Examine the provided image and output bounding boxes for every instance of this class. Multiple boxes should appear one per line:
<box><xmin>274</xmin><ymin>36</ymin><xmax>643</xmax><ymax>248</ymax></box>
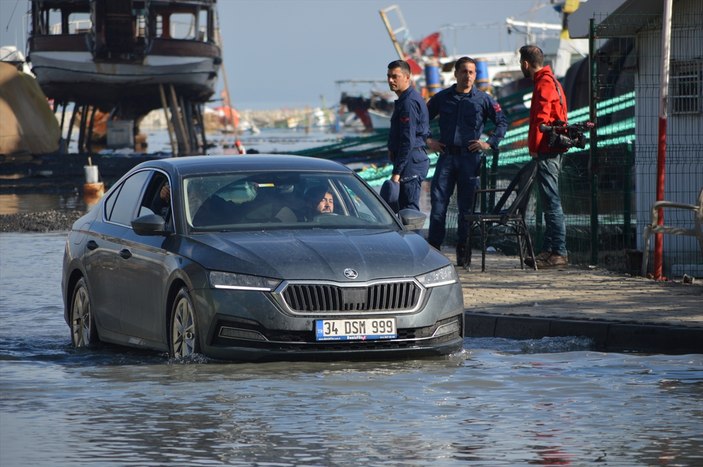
<box><xmin>447</xmin><ymin>249</ymin><xmax>703</xmax><ymax>354</ymax></box>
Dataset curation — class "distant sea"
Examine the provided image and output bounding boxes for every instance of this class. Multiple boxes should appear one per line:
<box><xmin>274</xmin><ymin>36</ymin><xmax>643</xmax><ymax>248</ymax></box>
<box><xmin>79</xmin><ymin>126</ymin><xmax>349</xmax><ymax>156</ymax></box>
<box><xmin>212</xmin><ymin>127</ymin><xmax>348</xmax><ymax>155</ymax></box>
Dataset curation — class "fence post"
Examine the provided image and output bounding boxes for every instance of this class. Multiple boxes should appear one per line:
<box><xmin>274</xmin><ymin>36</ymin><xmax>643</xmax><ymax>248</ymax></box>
<box><xmin>589</xmin><ymin>18</ymin><xmax>599</xmax><ymax>266</ymax></box>
<box><xmin>623</xmin><ymin>141</ymin><xmax>634</xmax><ymax>247</ymax></box>
<box><xmin>489</xmin><ymin>148</ymin><xmax>499</xmax><ymax>210</ymax></box>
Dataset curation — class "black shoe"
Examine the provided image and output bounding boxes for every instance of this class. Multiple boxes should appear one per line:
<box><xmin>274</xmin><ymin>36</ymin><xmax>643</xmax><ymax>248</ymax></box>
<box><xmin>456</xmin><ymin>245</ymin><xmax>466</xmax><ymax>267</ymax></box>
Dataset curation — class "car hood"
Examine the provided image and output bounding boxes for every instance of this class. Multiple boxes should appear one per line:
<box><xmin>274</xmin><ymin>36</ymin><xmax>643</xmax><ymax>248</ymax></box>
<box><xmin>182</xmin><ymin>229</ymin><xmax>447</xmax><ymax>281</ymax></box>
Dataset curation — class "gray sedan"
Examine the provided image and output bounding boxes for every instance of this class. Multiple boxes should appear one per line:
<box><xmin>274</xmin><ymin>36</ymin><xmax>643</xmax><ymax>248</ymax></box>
<box><xmin>62</xmin><ymin>155</ymin><xmax>464</xmax><ymax>361</ymax></box>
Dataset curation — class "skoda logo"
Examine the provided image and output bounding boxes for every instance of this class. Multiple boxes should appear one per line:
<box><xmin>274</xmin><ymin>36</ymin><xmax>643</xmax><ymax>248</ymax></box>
<box><xmin>343</xmin><ymin>268</ymin><xmax>359</xmax><ymax>279</ymax></box>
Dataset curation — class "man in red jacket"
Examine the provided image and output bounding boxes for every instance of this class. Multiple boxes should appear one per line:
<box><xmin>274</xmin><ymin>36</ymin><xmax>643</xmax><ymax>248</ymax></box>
<box><xmin>520</xmin><ymin>45</ymin><xmax>569</xmax><ymax>268</ymax></box>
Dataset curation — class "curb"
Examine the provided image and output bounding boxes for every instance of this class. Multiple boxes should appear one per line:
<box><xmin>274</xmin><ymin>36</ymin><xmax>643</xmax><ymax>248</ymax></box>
<box><xmin>464</xmin><ymin>311</ymin><xmax>703</xmax><ymax>354</ymax></box>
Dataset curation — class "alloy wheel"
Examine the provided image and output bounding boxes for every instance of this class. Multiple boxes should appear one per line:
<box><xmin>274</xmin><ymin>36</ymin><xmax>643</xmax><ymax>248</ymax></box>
<box><xmin>71</xmin><ymin>278</ymin><xmax>96</xmax><ymax>347</ymax></box>
<box><xmin>171</xmin><ymin>289</ymin><xmax>198</xmax><ymax>358</ymax></box>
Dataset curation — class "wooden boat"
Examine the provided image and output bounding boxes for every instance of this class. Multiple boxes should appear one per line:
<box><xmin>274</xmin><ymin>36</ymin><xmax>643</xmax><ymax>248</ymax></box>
<box><xmin>27</xmin><ymin>0</ymin><xmax>222</xmax><ymax>121</ymax></box>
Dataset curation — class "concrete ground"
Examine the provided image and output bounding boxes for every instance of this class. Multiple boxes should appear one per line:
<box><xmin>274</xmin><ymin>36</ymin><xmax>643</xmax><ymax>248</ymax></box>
<box><xmin>448</xmin><ymin>249</ymin><xmax>703</xmax><ymax>354</ymax></box>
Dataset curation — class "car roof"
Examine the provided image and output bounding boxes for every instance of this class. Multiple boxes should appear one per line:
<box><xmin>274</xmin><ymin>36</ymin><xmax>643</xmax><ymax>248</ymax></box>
<box><xmin>138</xmin><ymin>154</ymin><xmax>353</xmax><ymax>177</ymax></box>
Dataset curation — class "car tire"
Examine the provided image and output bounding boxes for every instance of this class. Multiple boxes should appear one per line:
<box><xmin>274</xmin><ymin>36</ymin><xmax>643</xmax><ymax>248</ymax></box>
<box><xmin>169</xmin><ymin>287</ymin><xmax>200</xmax><ymax>358</ymax></box>
<box><xmin>70</xmin><ymin>277</ymin><xmax>98</xmax><ymax>348</ymax></box>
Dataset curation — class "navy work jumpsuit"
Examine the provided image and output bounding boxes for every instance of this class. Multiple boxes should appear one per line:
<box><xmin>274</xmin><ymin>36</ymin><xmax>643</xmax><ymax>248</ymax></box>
<box><xmin>426</xmin><ymin>84</ymin><xmax>508</xmax><ymax>250</ymax></box>
<box><xmin>387</xmin><ymin>86</ymin><xmax>431</xmax><ymax>211</ymax></box>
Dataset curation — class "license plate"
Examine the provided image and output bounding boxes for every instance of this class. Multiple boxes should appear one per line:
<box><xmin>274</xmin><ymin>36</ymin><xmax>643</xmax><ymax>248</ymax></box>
<box><xmin>315</xmin><ymin>318</ymin><xmax>397</xmax><ymax>341</ymax></box>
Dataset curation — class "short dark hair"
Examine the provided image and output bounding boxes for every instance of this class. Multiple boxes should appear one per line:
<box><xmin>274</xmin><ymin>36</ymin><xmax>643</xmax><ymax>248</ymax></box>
<box><xmin>454</xmin><ymin>56</ymin><xmax>477</xmax><ymax>71</ymax></box>
<box><xmin>305</xmin><ymin>185</ymin><xmax>331</xmax><ymax>204</ymax></box>
<box><xmin>519</xmin><ymin>45</ymin><xmax>544</xmax><ymax>67</ymax></box>
<box><xmin>387</xmin><ymin>60</ymin><xmax>411</xmax><ymax>75</ymax></box>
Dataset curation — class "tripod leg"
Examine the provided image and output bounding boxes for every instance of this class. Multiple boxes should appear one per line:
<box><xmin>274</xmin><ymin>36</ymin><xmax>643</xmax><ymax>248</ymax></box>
<box><xmin>481</xmin><ymin>221</ymin><xmax>487</xmax><ymax>272</ymax></box>
<box><xmin>523</xmin><ymin>221</ymin><xmax>537</xmax><ymax>271</ymax></box>
<box><xmin>515</xmin><ymin>224</ymin><xmax>525</xmax><ymax>269</ymax></box>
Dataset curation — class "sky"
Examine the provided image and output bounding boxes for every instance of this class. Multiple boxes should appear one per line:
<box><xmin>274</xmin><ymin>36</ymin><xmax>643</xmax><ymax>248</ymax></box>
<box><xmin>1</xmin><ymin>0</ymin><xmax>562</xmax><ymax>110</ymax></box>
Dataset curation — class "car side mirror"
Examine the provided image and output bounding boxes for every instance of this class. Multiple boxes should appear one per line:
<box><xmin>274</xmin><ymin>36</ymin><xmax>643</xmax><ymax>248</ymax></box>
<box><xmin>398</xmin><ymin>209</ymin><xmax>426</xmax><ymax>231</ymax></box>
<box><xmin>132</xmin><ymin>213</ymin><xmax>169</xmax><ymax>236</ymax></box>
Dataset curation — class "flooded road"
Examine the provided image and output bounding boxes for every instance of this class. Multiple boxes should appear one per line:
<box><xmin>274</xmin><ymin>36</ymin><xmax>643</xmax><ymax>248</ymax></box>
<box><xmin>1</xmin><ymin>232</ymin><xmax>702</xmax><ymax>466</ymax></box>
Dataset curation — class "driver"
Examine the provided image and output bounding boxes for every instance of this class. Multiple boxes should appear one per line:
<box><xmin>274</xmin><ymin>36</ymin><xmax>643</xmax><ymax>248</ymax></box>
<box><xmin>305</xmin><ymin>186</ymin><xmax>334</xmax><ymax>219</ymax></box>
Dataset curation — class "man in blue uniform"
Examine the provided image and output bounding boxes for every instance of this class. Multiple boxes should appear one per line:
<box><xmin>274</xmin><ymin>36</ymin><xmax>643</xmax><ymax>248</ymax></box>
<box><xmin>386</xmin><ymin>60</ymin><xmax>431</xmax><ymax>211</ymax></box>
<box><xmin>426</xmin><ymin>56</ymin><xmax>508</xmax><ymax>265</ymax></box>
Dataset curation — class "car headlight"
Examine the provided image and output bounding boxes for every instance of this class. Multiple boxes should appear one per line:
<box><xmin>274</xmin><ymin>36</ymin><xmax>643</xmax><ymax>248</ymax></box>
<box><xmin>415</xmin><ymin>264</ymin><xmax>458</xmax><ymax>288</ymax></box>
<box><xmin>209</xmin><ymin>271</ymin><xmax>281</xmax><ymax>291</ymax></box>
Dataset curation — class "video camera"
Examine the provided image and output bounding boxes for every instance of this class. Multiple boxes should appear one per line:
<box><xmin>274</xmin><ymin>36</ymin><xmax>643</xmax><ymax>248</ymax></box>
<box><xmin>539</xmin><ymin>120</ymin><xmax>595</xmax><ymax>151</ymax></box>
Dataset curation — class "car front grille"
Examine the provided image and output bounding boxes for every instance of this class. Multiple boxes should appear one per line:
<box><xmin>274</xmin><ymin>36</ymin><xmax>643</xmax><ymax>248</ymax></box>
<box><xmin>280</xmin><ymin>280</ymin><xmax>422</xmax><ymax>314</ymax></box>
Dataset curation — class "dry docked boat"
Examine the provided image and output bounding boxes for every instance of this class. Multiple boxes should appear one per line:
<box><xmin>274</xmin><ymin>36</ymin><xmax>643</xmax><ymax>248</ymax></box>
<box><xmin>27</xmin><ymin>0</ymin><xmax>222</xmax><ymax>121</ymax></box>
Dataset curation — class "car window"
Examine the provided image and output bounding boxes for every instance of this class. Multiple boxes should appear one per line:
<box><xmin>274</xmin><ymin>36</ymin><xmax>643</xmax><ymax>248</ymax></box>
<box><xmin>138</xmin><ymin>172</ymin><xmax>172</xmax><ymax>223</ymax></box>
<box><xmin>184</xmin><ymin>171</ymin><xmax>397</xmax><ymax>232</ymax></box>
<box><xmin>103</xmin><ymin>183</ymin><xmax>120</xmax><ymax>221</ymax></box>
<box><xmin>105</xmin><ymin>170</ymin><xmax>150</xmax><ymax>226</ymax></box>
<box><xmin>335</xmin><ymin>178</ymin><xmax>388</xmax><ymax>223</ymax></box>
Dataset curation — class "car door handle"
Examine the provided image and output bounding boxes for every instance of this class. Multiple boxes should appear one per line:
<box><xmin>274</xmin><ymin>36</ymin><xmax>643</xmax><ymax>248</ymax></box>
<box><xmin>119</xmin><ymin>249</ymin><xmax>132</xmax><ymax>259</ymax></box>
<box><xmin>87</xmin><ymin>240</ymin><xmax>98</xmax><ymax>250</ymax></box>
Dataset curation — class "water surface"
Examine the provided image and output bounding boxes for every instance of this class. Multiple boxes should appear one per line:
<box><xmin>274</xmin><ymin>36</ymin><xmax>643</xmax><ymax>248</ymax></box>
<box><xmin>1</xmin><ymin>233</ymin><xmax>702</xmax><ymax>466</ymax></box>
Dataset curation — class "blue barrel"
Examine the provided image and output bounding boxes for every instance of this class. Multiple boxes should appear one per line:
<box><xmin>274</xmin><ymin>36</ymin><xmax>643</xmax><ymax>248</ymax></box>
<box><xmin>475</xmin><ymin>58</ymin><xmax>491</xmax><ymax>91</ymax></box>
<box><xmin>424</xmin><ymin>64</ymin><xmax>441</xmax><ymax>97</ymax></box>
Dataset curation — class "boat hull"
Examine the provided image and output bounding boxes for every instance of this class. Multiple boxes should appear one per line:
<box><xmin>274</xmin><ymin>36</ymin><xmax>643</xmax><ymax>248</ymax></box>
<box><xmin>368</xmin><ymin>109</ymin><xmax>391</xmax><ymax>130</ymax></box>
<box><xmin>27</xmin><ymin>0</ymin><xmax>221</xmax><ymax>118</ymax></box>
<box><xmin>30</xmin><ymin>50</ymin><xmax>219</xmax><ymax>108</ymax></box>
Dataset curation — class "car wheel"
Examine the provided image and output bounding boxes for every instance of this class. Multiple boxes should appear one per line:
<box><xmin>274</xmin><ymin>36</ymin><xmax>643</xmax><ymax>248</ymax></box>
<box><xmin>169</xmin><ymin>287</ymin><xmax>199</xmax><ymax>358</ymax></box>
<box><xmin>70</xmin><ymin>277</ymin><xmax>98</xmax><ymax>348</ymax></box>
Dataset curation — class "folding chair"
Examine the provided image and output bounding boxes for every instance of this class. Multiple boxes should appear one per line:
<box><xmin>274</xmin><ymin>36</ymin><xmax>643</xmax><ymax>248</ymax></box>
<box><xmin>462</xmin><ymin>160</ymin><xmax>539</xmax><ymax>271</ymax></box>
<box><xmin>641</xmin><ymin>187</ymin><xmax>703</xmax><ymax>276</ymax></box>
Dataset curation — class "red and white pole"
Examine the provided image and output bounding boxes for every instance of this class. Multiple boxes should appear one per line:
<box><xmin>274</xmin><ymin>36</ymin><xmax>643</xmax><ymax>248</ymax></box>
<box><xmin>653</xmin><ymin>0</ymin><xmax>673</xmax><ymax>280</ymax></box>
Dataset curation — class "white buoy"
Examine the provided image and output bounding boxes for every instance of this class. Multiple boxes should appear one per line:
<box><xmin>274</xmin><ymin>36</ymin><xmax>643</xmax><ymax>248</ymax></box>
<box><xmin>83</xmin><ymin>164</ymin><xmax>99</xmax><ymax>183</ymax></box>
<box><xmin>83</xmin><ymin>159</ymin><xmax>104</xmax><ymax>205</ymax></box>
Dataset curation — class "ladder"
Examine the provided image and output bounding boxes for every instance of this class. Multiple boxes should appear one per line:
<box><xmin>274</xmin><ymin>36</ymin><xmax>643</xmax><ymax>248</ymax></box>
<box><xmin>379</xmin><ymin>5</ymin><xmax>412</xmax><ymax>61</ymax></box>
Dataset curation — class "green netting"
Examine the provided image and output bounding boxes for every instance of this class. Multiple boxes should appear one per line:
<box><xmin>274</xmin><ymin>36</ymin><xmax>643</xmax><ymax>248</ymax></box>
<box><xmin>355</xmin><ymin>92</ymin><xmax>642</xmax><ymax>269</ymax></box>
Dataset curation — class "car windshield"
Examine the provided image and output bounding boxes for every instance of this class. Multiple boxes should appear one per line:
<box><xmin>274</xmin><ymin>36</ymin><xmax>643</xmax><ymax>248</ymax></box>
<box><xmin>183</xmin><ymin>171</ymin><xmax>398</xmax><ymax>232</ymax></box>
